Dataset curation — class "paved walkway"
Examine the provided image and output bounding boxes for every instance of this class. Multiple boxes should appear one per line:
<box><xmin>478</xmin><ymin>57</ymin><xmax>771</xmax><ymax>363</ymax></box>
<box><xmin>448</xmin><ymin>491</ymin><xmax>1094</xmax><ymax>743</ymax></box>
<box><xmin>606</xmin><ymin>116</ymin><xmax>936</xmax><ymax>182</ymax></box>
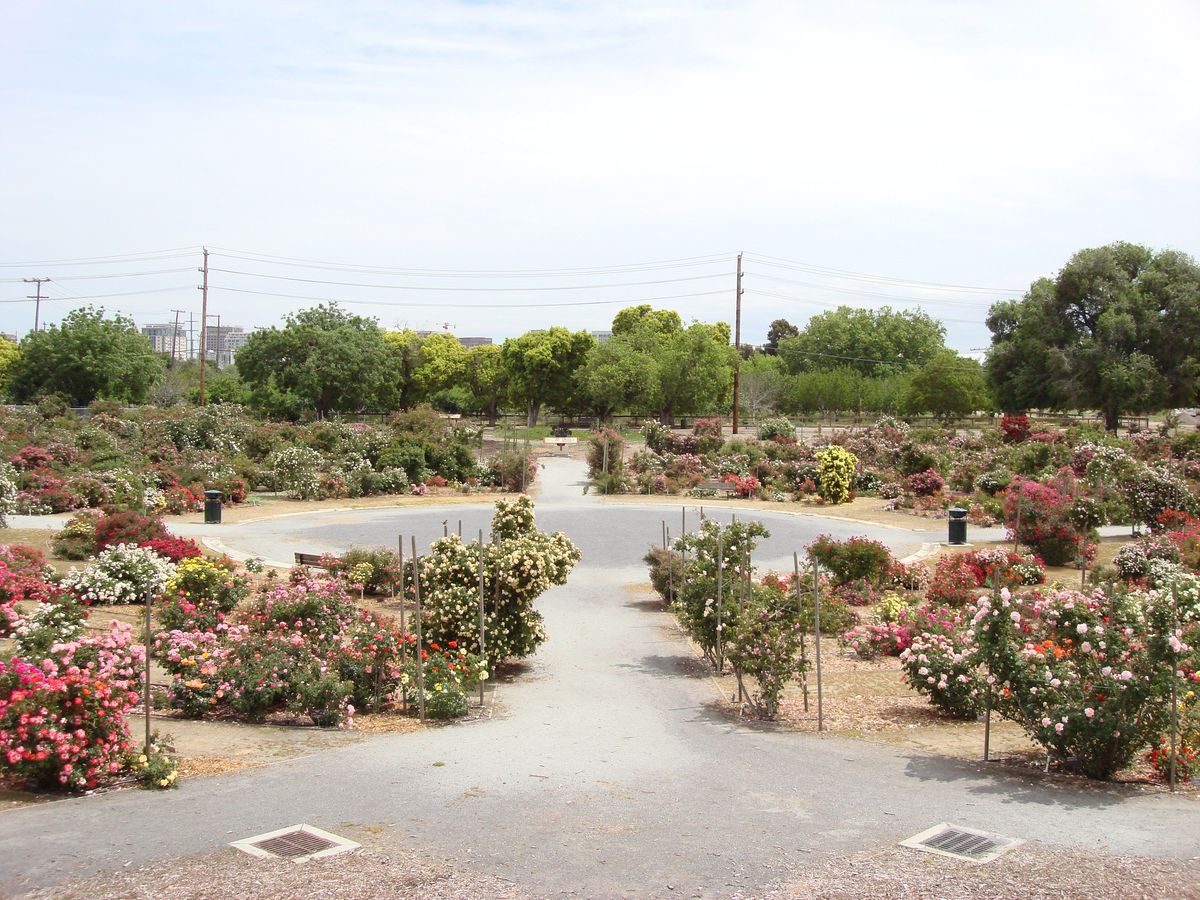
<box><xmin>1</xmin><ymin>460</ymin><xmax>1196</xmax><ymax>897</ymax></box>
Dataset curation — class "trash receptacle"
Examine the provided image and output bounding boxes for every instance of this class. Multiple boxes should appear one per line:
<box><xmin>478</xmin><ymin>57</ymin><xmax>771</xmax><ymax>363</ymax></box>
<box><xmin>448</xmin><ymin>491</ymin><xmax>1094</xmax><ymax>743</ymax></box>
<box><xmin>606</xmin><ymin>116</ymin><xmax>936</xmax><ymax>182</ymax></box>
<box><xmin>948</xmin><ymin>507</ymin><xmax>968</xmax><ymax>545</ymax></box>
<box><xmin>204</xmin><ymin>489</ymin><xmax>223</xmax><ymax>525</ymax></box>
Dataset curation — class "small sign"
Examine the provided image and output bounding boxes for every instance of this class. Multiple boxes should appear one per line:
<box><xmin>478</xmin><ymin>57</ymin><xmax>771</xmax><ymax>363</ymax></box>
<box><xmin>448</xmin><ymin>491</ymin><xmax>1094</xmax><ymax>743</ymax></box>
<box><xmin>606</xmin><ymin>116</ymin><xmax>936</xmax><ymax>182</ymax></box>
<box><xmin>542</xmin><ymin>436</ymin><xmax>578</xmax><ymax>445</ymax></box>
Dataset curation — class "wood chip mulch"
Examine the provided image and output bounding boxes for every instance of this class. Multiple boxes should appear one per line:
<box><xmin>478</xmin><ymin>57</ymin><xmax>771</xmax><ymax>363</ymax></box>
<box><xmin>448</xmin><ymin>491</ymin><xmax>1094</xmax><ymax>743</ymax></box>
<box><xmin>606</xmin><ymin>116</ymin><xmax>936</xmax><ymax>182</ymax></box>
<box><xmin>751</xmin><ymin>845</ymin><xmax>1200</xmax><ymax>900</ymax></box>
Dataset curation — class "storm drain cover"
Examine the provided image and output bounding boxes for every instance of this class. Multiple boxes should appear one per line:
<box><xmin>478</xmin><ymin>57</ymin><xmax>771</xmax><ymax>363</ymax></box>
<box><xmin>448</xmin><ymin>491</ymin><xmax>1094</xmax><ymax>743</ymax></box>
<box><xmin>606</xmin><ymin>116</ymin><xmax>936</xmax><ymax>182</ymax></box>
<box><xmin>900</xmin><ymin>823</ymin><xmax>1022</xmax><ymax>863</ymax></box>
<box><xmin>231</xmin><ymin>824</ymin><xmax>360</xmax><ymax>862</ymax></box>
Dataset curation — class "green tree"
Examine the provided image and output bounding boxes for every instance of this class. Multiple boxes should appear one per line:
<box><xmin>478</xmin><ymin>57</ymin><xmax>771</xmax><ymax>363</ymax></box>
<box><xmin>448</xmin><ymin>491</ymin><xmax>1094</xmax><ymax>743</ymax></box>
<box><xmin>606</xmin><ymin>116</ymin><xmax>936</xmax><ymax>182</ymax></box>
<box><xmin>413</xmin><ymin>333</ymin><xmax>469</xmax><ymax>401</ymax></box>
<box><xmin>235</xmin><ymin>304</ymin><xmax>397</xmax><ymax>419</ymax></box>
<box><xmin>611</xmin><ymin>305</ymin><xmax>682</xmax><ymax>337</ymax></box>
<box><xmin>382</xmin><ymin>329</ymin><xmax>425</xmax><ymax>411</ymax></box>
<box><xmin>986</xmin><ymin>242</ymin><xmax>1200</xmax><ymax>430</ymax></box>
<box><xmin>653</xmin><ymin>321</ymin><xmax>736</xmax><ymax>425</ymax></box>
<box><xmin>778</xmin><ymin>306</ymin><xmax>945</xmax><ymax>377</ymax></box>
<box><xmin>501</xmin><ymin>328</ymin><xmax>595</xmax><ymax>426</ymax></box>
<box><xmin>762</xmin><ymin>318</ymin><xmax>798</xmax><ymax>355</ymax></box>
<box><xmin>0</xmin><ymin>338</ymin><xmax>21</xmax><ymax>398</ymax></box>
<box><xmin>464</xmin><ymin>344</ymin><xmax>506</xmax><ymax>426</ymax></box>
<box><xmin>9</xmin><ymin>307</ymin><xmax>163</xmax><ymax>405</ymax></box>
<box><xmin>576</xmin><ymin>333</ymin><xmax>660</xmax><ymax>421</ymax></box>
<box><xmin>737</xmin><ymin>352</ymin><xmax>785</xmax><ymax>418</ymax></box>
<box><xmin>904</xmin><ymin>350</ymin><xmax>989</xmax><ymax>421</ymax></box>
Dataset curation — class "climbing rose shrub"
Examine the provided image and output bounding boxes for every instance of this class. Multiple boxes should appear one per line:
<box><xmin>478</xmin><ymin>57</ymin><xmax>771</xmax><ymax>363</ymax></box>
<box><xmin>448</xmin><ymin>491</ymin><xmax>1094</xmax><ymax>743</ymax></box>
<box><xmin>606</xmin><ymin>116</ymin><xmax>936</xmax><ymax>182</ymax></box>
<box><xmin>1003</xmin><ymin>477</ymin><xmax>1093</xmax><ymax>567</ymax></box>
<box><xmin>418</xmin><ymin>496</ymin><xmax>581</xmax><ymax>667</ymax></box>
<box><xmin>815</xmin><ymin>445</ymin><xmax>857</xmax><ymax>504</ymax></box>
<box><xmin>724</xmin><ymin>584</ymin><xmax>807</xmax><ymax>718</ymax></box>
<box><xmin>1000</xmin><ymin>414</ymin><xmax>1030</xmax><ymax>444</ymax></box>
<box><xmin>905</xmin><ymin>468</ymin><xmax>945</xmax><ymax>497</ymax></box>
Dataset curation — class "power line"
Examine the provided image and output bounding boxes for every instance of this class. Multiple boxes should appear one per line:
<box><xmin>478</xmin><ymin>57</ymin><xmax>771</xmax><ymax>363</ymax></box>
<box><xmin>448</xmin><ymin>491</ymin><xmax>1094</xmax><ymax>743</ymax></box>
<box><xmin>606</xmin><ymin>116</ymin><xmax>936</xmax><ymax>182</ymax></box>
<box><xmin>207</xmin><ymin>267</ymin><xmax>726</xmax><ymax>292</ymax></box>
<box><xmin>208</xmin><ymin>246</ymin><xmax>736</xmax><ymax>277</ymax></box>
<box><xmin>0</xmin><ymin>267</ymin><xmax>194</xmax><ymax>284</ymax></box>
<box><xmin>0</xmin><ymin>286</ymin><xmax>191</xmax><ymax>304</ymax></box>
<box><xmin>211</xmin><ymin>285</ymin><xmax>729</xmax><ymax>309</ymax></box>
<box><xmin>749</xmin><ymin>273</ymin><xmax>998</xmax><ymax>307</ymax></box>
<box><xmin>744</xmin><ymin>250</ymin><xmax>1021</xmax><ymax>294</ymax></box>
<box><xmin>0</xmin><ymin>247</ymin><xmax>200</xmax><ymax>268</ymax></box>
<box><xmin>748</xmin><ymin>288</ymin><xmax>991</xmax><ymax>324</ymax></box>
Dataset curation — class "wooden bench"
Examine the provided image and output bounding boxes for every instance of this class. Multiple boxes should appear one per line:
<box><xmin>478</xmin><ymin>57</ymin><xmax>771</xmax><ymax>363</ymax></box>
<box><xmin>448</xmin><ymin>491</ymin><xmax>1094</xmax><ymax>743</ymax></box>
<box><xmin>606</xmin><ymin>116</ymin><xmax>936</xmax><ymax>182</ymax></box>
<box><xmin>697</xmin><ymin>480</ymin><xmax>736</xmax><ymax>498</ymax></box>
<box><xmin>294</xmin><ymin>552</ymin><xmax>340</xmax><ymax>569</ymax></box>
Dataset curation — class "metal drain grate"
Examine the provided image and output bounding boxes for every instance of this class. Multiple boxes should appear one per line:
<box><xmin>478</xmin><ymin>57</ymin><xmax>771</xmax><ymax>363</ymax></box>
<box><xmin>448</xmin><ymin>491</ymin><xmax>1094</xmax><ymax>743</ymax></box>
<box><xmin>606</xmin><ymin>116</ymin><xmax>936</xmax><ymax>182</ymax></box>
<box><xmin>901</xmin><ymin>823</ymin><xmax>1022</xmax><ymax>863</ymax></box>
<box><xmin>231</xmin><ymin>824</ymin><xmax>361</xmax><ymax>862</ymax></box>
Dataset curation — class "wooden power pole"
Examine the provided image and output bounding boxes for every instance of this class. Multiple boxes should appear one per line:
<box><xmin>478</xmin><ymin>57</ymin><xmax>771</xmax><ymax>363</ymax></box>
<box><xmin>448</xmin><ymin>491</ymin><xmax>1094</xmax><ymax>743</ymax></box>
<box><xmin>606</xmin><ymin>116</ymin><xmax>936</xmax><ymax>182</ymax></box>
<box><xmin>731</xmin><ymin>251</ymin><xmax>744</xmax><ymax>434</ymax></box>
<box><xmin>23</xmin><ymin>277</ymin><xmax>48</xmax><ymax>332</ymax></box>
<box><xmin>198</xmin><ymin>248</ymin><xmax>209</xmax><ymax>406</ymax></box>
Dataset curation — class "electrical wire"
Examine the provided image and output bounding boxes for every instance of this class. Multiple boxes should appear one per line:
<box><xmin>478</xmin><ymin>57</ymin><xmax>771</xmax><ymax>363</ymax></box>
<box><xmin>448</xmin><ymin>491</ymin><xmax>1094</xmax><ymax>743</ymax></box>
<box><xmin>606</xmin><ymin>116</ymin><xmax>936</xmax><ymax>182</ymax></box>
<box><xmin>749</xmin><ymin>273</ymin><xmax>999</xmax><ymax>307</ymax></box>
<box><xmin>207</xmin><ymin>267</ymin><xmax>726</xmax><ymax>292</ymax></box>
<box><xmin>744</xmin><ymin>250</ymin><xmax>1021</xmax><ymax>294</ymax></box>
<box><xmin>747</xmin><ymin>289</ymin><xmax>988</xmax><ymax>326</ymax></box>
<box><xmin>0</xmin><ymin>286</ymin><xmax>192</xmax><ymax>304</ymax></box>
<box><xmin>207</xmin><ymin>246</ymin><xmax>736</xmax><ymax>277</ymax></box>
<box><xmin>211</xmin><ymin>285</ymin><xmax>729</xmax><ymax>309</ymax></box>
<box><xmin>0</xmin><ymin>248</ymin><xmax>201</xmax><ymax>268</ymax></box>
<box><xmin>0</xmin><ymin>267</ymin><xmax>195</xmax><ymax>284</ymax></box>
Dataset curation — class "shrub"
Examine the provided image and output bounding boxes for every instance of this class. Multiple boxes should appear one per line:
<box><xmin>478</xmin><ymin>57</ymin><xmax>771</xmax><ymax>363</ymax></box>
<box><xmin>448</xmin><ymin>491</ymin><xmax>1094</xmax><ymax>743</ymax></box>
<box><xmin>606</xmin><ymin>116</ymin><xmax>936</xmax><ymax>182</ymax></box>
<box><xmin>268</xmin><ymin>445</ymin><xmax>323</xmax><ymax>499</ymax></box>
<box><xmin>0</xmin><ymin>622</ymin><xmax>143</xmax><ymax>791</ymax></box>
<box><xmin>405</xmin><ymin>642</ymin><xmax>487</xmax><ymax>720</ymax></box>
<box><xmin>975</xmin><ymin>469</ymin><xmax>1012</xmax><ymax>496</ymax></box>
<box><xmin>925</xmin><ymin>554</ymin><xmax>980</xmax><ymax>606</ymax></box>
<box><xmin>833</xmin><ymin>577</ymin><xmax>879</xmax><ymax>607</ymax></box>
<box><xmin>61</xmin><ymin>544</ymin><xmax>176</xmax><ymax>606</ymax></box>
<box><xmin>336</xmin><ymin>547</ymin><xmax>402</xmax><ymax>595</ymax></box>
<box><xmin>692</xmin><ymin>418</ymin><xmax>724</xmax><ymax>454</ymax></box>
<box><xmin>12</xmin><ymin>597</ymin><xmax>88</xmax><ymax>660</ymax></box>
<box><xmin>807</xmin><ymin>535</ymin><xmax>893</xmax><ymax>585</ymax></box>
<box><xmin>756</xmin><ymin>417</ymin><xmax>795</xmax><ymax>442</ymax></box>
<box><xmin>587</xmin><ymin>429</ymin><xmax>625</xmax><ymax>479</ymax></box>
<box><xmin>486</xmin><ymin>449</ymin><xmax>536</xmax><ymax>493</ymax></box>
<box><xmin>1004</xmin><ymin>477</ymin><xmax>1093</xmax><ymax>567</ymax></box>
<box><xmin>815</xmin><ymin>446</ymin><xmax>857</xmax><ymax>504</ymax></box>
<box><xmin>139</xmin><ymin>536</ymin><xmax>202</xmax><ymax>563</ymax></box>
<box><xmin>1123</xmin><ymin>465</ymin><xmax>1197</xmax><ymax>531</ymax></box>
<box><xmin>724</xmin><ymin>584</ymin><xmax>808</xmax><ymax>718</ymax></box>
<box><xmin>843</xmin><ymin>621</ymin><xmax>911</xmax><ymax>659</ymax></box>
<box><xmin>94</xmin><ymin>510</ymin><xmax>169</xmax><ymax>552</ymax></box>
<box><xmin>1000</xmin><ymin>413</ymin><xmax>1030</xmax><ymax>443</ymax></box>
<box><xmin>418</xmin><ymin>498</ymin><xmax>581</xmax><ymax>667</ymax></box>
<box><xmin>906</xmin><ymin>468</ymin><xmax>945</xmax><ymax>496</ymax></box>
<box><xmin>53</xmin><ymin>510</ymin><xmax>104</xmax><ymax>560</ymax></box>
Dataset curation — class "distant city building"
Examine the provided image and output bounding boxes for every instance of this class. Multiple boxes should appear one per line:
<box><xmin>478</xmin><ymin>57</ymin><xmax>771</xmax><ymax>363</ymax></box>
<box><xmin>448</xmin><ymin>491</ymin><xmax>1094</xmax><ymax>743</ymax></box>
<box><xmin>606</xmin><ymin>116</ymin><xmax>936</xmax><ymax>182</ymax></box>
<box><xmin>415</xmin><ymin>331</ymin><xmax>492</xmax><ymax>348</ymax></box>
<box><xmin>141</xmin><ymin>323</ymin><xmax>188</xmax><ymax>360</ymax></box>
<box><xmin>1</xmin><ymin>332</ymin><xmax>17</xmax><ymax>344</ymax></box>
<box><xmin>590</xmin><ymin>330</ymin><xmax>612</xmax><ymax>343</ymax></box>
<box><xmin>204</xmin><ymin>324</ymin><xmax>246</xmax><ymax>367</ymax></box>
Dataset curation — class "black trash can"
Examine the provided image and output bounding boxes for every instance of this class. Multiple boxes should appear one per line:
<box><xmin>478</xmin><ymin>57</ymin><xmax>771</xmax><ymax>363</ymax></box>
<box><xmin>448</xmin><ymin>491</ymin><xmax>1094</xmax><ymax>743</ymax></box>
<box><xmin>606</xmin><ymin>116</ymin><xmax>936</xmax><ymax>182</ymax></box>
<box><xmin>947</xmin><ymin>506</ymin><xmax>968</xmax><ymax>545</ymax></box>
<box><xmin>204</xmin><ymin>489</ymin><xmax>223</xmax><ymax>525</ymax></box>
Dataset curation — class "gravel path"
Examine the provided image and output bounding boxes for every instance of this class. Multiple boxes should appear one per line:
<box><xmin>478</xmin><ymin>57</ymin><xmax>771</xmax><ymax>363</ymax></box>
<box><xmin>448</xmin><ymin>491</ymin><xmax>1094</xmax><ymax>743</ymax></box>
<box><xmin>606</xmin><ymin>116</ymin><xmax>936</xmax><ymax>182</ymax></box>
<box><xmin>3</xmin><ymin>458</ymin><xmax>1198</xmax><ymax>898</ymax></box>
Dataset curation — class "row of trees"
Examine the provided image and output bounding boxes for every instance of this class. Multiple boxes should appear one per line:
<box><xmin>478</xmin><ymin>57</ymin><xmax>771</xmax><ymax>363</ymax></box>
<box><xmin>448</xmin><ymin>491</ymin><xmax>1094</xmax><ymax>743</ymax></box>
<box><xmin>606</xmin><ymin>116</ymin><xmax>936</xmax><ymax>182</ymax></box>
<box><xmin>2</xmin><ymin>242</ymin><xmax>1196</xmax><ymax>427</ymax></box>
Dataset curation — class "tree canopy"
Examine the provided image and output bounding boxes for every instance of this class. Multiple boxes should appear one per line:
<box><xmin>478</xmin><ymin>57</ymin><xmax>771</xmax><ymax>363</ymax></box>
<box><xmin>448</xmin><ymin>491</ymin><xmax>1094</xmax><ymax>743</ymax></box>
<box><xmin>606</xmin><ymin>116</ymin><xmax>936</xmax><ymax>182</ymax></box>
<box><xmin>235</xmin><ymin>304</ymin><xmax>398</xmax><ymax>419</ymax></box>
<box><xmin>986</xmin><ymin>242</ymin><xmax>1200</xmax><ymax>429</ymax></box>
<box><xmin>762</xmin><ymin>318</ymin><xmax>798</xmax><ymax>355</ymax></box>
<box><xmin>500</xmin><ymin>327</ymin><xmax>595</xmax><ymax>426</ymax></box>
<box><xmin>904</xmin><ymin>350</ymin><xmax>989</xmax><ymax>421</ymax></box>
<box><xmin>778</xmin><ymin>306</ymin><xmax>945</xmax><ymax>377</ymax></box>
<box><xmin>8</xmin><ymin>307</ymin><xmax>163</xmax><ymax>406</ymax></box>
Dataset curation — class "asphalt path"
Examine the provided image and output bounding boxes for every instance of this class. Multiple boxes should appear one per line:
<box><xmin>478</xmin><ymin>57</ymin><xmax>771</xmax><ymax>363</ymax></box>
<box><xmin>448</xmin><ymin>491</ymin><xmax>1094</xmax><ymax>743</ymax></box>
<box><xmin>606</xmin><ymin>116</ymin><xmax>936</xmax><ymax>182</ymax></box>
<box><xmin>1</xmin><ymin>459</ymin><xmax>1197</xmax><ymax>898</ymax></box>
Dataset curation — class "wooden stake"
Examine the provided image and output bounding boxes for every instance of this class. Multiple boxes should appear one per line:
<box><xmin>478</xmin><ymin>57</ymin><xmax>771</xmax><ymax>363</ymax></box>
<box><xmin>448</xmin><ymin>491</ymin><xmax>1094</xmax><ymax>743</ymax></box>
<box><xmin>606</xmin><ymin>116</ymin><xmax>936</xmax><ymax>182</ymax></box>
<box><xmin>794</xmin><ymin>552</ymin><xmax>809</xmax><ymax>712</ymax></box>
<box><xmin>478</xmin><ymin>529</ymin><xmax>486</xmax><ymax>708</ymax></box>
<box><xmin>398</xmin><ymin>534</ymin><xmax>407</xmax><ymax>710</ymax></box>
<box><xmin>144</xmin><ymin>589</ymin><xmax>152</xmax><ymax>753</ymax></box>
<box><xmin>411</xmin><ymin>536</ymin><xmax>426</xmax><ymax>721</ymax></box>
<box><xmin>811</xmin><ymin>556</ymin><xmax>824</xmax><ymax>732</ymax></box>
<box><xmin>716</xmin><ymin>531</ymin><xmax>724</xmax><ymax>673</ymax></box>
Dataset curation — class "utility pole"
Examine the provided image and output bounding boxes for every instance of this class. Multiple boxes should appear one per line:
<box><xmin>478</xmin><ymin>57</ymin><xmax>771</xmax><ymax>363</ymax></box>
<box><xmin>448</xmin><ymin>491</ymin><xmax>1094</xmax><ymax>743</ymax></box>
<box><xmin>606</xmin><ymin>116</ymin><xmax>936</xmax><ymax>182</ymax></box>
<box><xmin>23</xmin><ymin>278</ymin><xmax>48</xmax><ymax>332</ymax></box>
<box><xmin>198</xmin><ymin>248</ymin><xmax>209</xmax><ymax>406</ymax></box>
<box><xmin>169</xmin><ymin>308</ymin><xmax>185</xmax><ymax>368</ymax></box>
<box><xmin>731</xmin><ymin>251</ymin><xmax>744</xmax><ymax>434</ymax></box>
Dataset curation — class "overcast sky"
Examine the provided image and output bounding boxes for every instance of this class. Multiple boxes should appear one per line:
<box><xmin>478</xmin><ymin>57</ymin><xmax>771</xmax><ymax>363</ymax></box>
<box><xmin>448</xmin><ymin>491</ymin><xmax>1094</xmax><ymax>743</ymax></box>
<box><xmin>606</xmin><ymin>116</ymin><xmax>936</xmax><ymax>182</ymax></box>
<box><xmin>1</xmin><ymin>1</ymin><xmax>1197</xmax><ymax>353</ymax></box>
